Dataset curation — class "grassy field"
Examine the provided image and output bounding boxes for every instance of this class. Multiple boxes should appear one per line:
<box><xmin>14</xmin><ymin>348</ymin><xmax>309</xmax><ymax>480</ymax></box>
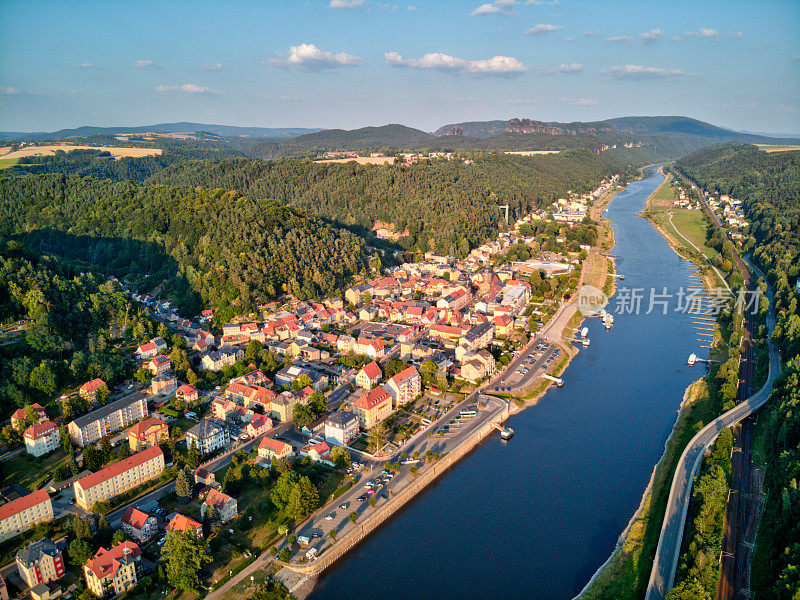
<box><xmin>0</xmin><ymin>157</ymin><xmax>19</xmax><ymax>170</ymax></box>
<box><xmin>0</xmin><ymin>450</ymin><xmax>69</xmax><ymax>492</ymax></box>
<box><xmin>582</xmin><ymin>377</ymin><xmax>720</xmax><ymax>600</ymax></box>
<box><xmin>755</xmin><ymin>143</ymin><xmax>800</xmax><ymax>153</ymax></box>
<box><xmin>0</xmin><ymin>145</ymin><xmax>162</xmax><ymax>160</ymax></box>
<box><xmin>644</xmin><ymin>173</ymin><xmax>725</xmax><ymax>288</ymax></box>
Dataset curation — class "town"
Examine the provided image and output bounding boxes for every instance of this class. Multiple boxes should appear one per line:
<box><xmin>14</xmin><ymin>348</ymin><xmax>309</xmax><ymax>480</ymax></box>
<box><xmin>0</xmin><ymin>177</ymin><xmax>619</xmax><ymax>600</ymax></box>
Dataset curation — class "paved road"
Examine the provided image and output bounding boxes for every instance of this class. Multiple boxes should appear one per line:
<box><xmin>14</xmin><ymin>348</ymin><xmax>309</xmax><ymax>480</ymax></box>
<box><xmin>490</xmin><ymin>338</ymin><xmax>558</xmax><ymax>392</ymax></box>
<box><xmin>645</xmin><ymin>266</ymin><xmax>780</xmax><ymax>600</ymax></box>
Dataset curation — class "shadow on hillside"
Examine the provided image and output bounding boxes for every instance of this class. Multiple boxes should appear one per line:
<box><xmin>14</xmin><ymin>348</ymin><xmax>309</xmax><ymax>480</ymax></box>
<box><xmin>13</xmin><ymin>229</ymin><xmax>203</xmax><ymax>313</ymax></box>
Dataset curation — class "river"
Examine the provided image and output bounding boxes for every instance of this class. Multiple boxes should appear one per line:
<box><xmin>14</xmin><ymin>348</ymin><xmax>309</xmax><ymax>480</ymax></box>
<box><xmin>309</xmin><ymin>165</ymin><xmax>700</xmax><ymax>600</ymax></box>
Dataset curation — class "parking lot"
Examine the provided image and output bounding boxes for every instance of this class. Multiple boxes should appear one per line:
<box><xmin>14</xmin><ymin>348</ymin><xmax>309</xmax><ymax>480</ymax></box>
<box><xmin>491</xmin><ymin>338</ymin><xmax>560</xmax><ymax>392</ymax></box>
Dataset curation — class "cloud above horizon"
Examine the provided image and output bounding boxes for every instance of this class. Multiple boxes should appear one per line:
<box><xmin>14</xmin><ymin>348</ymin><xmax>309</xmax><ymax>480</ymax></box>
<box><xmin>604</xmin><ymin>35</ymin><xmax>633</xmax><ymax>43</ymax></box>
<box><xmin>269</xmin><ymin>44</ymin><xmax>363</xmax><ymax>71</ymax></box>
<box><xmin>603</xmin><ymin>64</ymin><xmax>695</xmax><ymax>80</ymax></box>
<box><xmin>386</xmin><ymin>51</ymin><xmax>527</xmax><ymax>76</ymax></box>
<box><xmin>535</xmin><ymin>62</ymin><xmax>583</xmax><ymax>75</ymax></box>
<box><xmin>200</xmin><ymin>62</ymin><xmax>223</xmax><ymax>71</ymax></box>
<box><xmin>470</xmin><ymin>0</ymin><xmax>517</xmax><ymax>17</ymax></box>
<box><xmin>526</xmin><ymin>23</ymin><xmax>562</xmax><ymax>35</ymax></box>
<box><xmin>133</xmin><ymin>60</ymin><xmax>157</xmax><ymax>69</ymax></box>
<box><xmin>329</xmin><ymin>0</ymin><xmax>367</xmax><ymax>8</ymax></box>
<box><xmin>672</xmin><ymin>27</ymin><xmax>720</xmax><ymax>41</ymax></box>
<box><xmin>155</xmin><ymin>83</ymin><xmax>218</xmax><ymax>94</ymax></box>
<box><xmin>560</xmin><ymin>96</ymin><xmax>597</xmax><ymax>106</ymax></box>
<box><xmin>640</xmin><ymin>28</ymin><xmax>664</xmax><ymax>43</ymax></box>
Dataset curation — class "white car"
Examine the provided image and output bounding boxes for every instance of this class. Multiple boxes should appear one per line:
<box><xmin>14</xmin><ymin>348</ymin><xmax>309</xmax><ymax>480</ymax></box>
<box><xmin>325</xmin><ymin>513</ymin><xmax>335</xmax><ymax>520</ymax></box>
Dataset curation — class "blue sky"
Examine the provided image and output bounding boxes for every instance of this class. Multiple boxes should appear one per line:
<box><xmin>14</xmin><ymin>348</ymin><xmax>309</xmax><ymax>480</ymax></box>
<box><xmin>1</xmin><ymin>0</ymin><xmax>798</xmax><ymax>134</ymax></box>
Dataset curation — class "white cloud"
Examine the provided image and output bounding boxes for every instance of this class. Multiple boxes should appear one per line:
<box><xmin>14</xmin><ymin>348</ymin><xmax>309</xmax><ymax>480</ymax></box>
<box><xmin>201</xmin><ymin>62</ymin><xmax>223</xmax><ymax>71</ymax></box>
<box><xmin>155</xmin><ymin>83</ymin><xmax>219</xmax><ymax>94</ymax></box>
<box><xmin>778</xmin><ymin>104</ymin><xmax>796</xmax><ymax>112</ymax></box>
<box><xmin>134</xmin><ymin>60</ymin><xmax>157</xmax><ymax>69</ymax></box>
<box><xmin>792</xmin><ymin>55</ymin><xmax>800</xmax><ymax>62</ymax></box>
<box><xmin>603</xmin><ymin>64</ymin><xmax>694</xmax><ymax>80</ymax></box>
<box><xmin>76</xmin><ymin>62</ymin><xmax>96</xmax><ymax>69</ymax></box>
<box><xmin>560</xmin><ymin>97</ymin><xmax>597</xmax><ymax>106</ymax></box>
<box><xmin>535</xmin><ymin>62</ymin><xmax>583</xmax><ymax>74</ymax></box>
<box><xmin>673</xmin><ymin>27</ymin><xmax>720</xmax><ymax>41</ymax></box>
<box><xmin>640</xmin><ymin>28</ymin><xmax>663</xmax><ymax>43</ymax></box>
<box><xmin>583</xmin><ymin>30</ymin><xmax>601</xmax><ymax>37</ymax></box>
<box><xmin>505</xmin><ymin>97</ymin><xmax>536</xmax><ymax>104</ymax></box>
<box><xmin>329</xmin><ymin>0</ymin><xmax>367</xmax><ymax>8</ymax></box>
<box><xmin>525</xmin><ymin>0</ymin><xmax>560</xmax><ymax>5</ymax></box>
<box><xmin>525</xmin><ymin>23</ymin><xmax>562</xmax><ymax>35</ymax></box>
<box><xmin>1</xmin><ymin>86</ymin><xmax>21</xmax><ymax>95</ymax></box>
<box><xmin>604</xmin><ymin>35</ymin><xmax>633</xmax><ymax>43</ymax></box>
<box><xmin>471</xmin><ymin>1</ymin><xmax>517</xmax><ymax>16</ymax></box>
<box><xmin>725</xmin><ymin>31</ymin><xmax>743</xmax><ymax>38</ymax></box>
<box><xmin>269</xmin><ymin>43</ymin><xmax>363</xmax><ymax>71</ymax></box>
<box><xmin>385</xmin><ymin>51</ymin><xmax>527</xmax><ymax>76</ymax></box>
<box><xmin>407</xmin><ymin>5</ymin><xmax>415</xmax><ymax>9</ymax></box>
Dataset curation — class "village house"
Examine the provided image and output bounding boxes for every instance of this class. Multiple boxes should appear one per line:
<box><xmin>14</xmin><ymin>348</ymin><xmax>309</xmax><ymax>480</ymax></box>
<box><xmin>353</xmin><ymin>336</ymin><xmax>385</xmax><ymax>360</ymax></box>
<box><xmin>146</xmin><ymin>355</ymin><xmax>171</xmax><ymax>376</ymax></box>
<box><xmin>16</xmin><ymin>538</ymin><xmax>65</xmax><ymax>587</ymax></box>
<box><xmin>355</xmin><ymin>361</ymin><xmax>382</xmax><ymax>390</ymax></box>
<box><xmin>120</xmin><ymin>507</ymin><xmax>158</xmax><ymax>542</ymax></box>
<box><xmin>274</xmin><ymin>365</ymin><xmax>328</xmax><ymax>391</ymax></box>
<box><xmin>201</xmin><ymin>488</ymin><xmax>237</xmax><ymax>522</ymax></box>
<box><xmin>324</xmin><ymin>411</ymin><xmax>360</xmax><ymax>446</ymax></box>
<box><xmin>269</xmin><ymin>392</ymin><xmax>301</xmax><ymax>422</ymax></box>
<box><xmin>175</xmin><ymin>384</ymin><xmax>199</xmax><ymax>404</ymax></box>
<box><xmin>301</xmin><ymin>441</ymin><xmax>333</xmax><ymax>466</ymax></box>
<box><xmin>257</xmin><ymin>437</ymin><xmax>293</xmax><ymax>462</ymax></box>
<box><xmin>492</xmin><ymin>314</ymin><xmax>514</xmax><ymax>337</ymax></box>
<box><xmin>166</xmin><ymin>514</ymin><xmax>203</xmax><ymax>537</ymax></box>
<box><xmin>127</xmin><ymin>416</ymin><xmax>168</xmax><ymax>452</ymax></box>
<box><xmin>245</xmin><ymin>413</ymin><xmax>272</xmax><ymax>438</ymax></box>
<box><xmin>185</xmin><ymin>419</ymin><xmax>229</xmax><ymax>455</ymax></box>
<box><xmin>83</xmin><ymin>541</ymin><xmax>141</xmax><ymax>597</ymax></box>
<box><xmin>200</xmin><ymin>345</ymin><xmax>243</xmax><ymax>372</ymax></box>
<box><xmin>351</xmin><ymin>386</ymin><xmax>393</xmax><ymax>430</ymax></box>
<box><xmin>385</xmin><ymin>366</ymin><xmax>422</xmax><ymax>407</ymax></box>
<box><xmin>10</xmin><ymin>404</ymin><xmax>47</xmax><ymax>430</ymax></box>
<box><xmin>24</xmin><ymin>421</ymin><xmax>59</xmax><ymax>457</ymax></box>
<box><xmin>73</xmin><ymin>446</ymin><xmax>165</xmax><ymax>511</ymax></box>
<box><xmin>150</xmin><ymin>374</ymin><xmax>177</xmax><ymax>395</ymax></box>
<box><xmin>79</xmin><ymin>379</ymin><xmax>108</xmax><ymax>403</ymax></box>
<box><xmin>0</xmin><ymin>490</ymin><xmax>54</xmax><ymax>542</ymax></box>
<box><xmin>460</xmin><ymin>350</ymin><xmax>496</xmax><ymax>383</ymax></box>
<box><xmin>134</xmin><ymin>341</ymin><xmax>158</xmax><ymax>360</ymax></box>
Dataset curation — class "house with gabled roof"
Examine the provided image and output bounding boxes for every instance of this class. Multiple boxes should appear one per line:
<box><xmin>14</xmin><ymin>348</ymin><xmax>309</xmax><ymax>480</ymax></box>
<box><xmin>121</xmin><ymin>507</ymin><xmax>158</xmax><ymax>542</ymax></box>
<box><xmin>355</xmin><ymin>361</ymin><xmax>382</xmax><ymax>390</ymax></box>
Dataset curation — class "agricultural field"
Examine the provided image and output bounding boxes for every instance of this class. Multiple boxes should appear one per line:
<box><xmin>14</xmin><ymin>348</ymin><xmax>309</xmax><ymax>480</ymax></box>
<box><xmin>0</xmin><ymin>145</ymin><xmax>162</xmax><ymax>160</ymax></box>
<box><xmin>505</xmin><ymin>150</ymin><xmax>561</xmax><ymax>155</ymax></box>
<box><xmin>314</xmin><ymin>156</ymin><xmax>396</xmax><ymax>165</ymax></box>
<box><xmin>755</xmin><ymin>143</ymin><xmax>800</xmax><ymax>153</ymax></box>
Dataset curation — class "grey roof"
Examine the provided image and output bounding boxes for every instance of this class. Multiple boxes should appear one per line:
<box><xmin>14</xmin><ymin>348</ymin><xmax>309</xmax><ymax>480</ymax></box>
<box><xmin>71</xmin><ymin>392</ymin><xmax>146</xmax><ymax>429</ymax></box>
<box><xmin>16</xmin><ymin>538</ymin><xmax>59</xmax><ymax>567</ymax></box>
<box><xmin>325</xmin><ymin>411</ymin><xmax>358</xmax><ymax>429</ymax></box>
<box><xmin>187</xmin><ymin>418</ymin><xmax>226</xmax><ymax>439</ymax></box>
<box><xmin>463</xmin><ymin>322</ymin><xmax>493</xmax><ymax>343</ymax></box>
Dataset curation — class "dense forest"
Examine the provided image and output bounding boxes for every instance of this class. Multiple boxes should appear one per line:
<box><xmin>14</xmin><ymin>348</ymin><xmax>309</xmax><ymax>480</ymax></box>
<box><xmin>148</xmin><ymin>150</ymin><xmax>621</xmax><ymax>256</ymax></box>
<box><xmin>0</xmin><ymin>238</ymin><xmax>156</xmax><ymax>435</ymax></box>
<box><xmin>0</xmin><ymin>174</ymin><xmax>369</xmax><ymax>316</ymax></box>
<box><xmin>675</xmin><ymin>143</ymin><xmax>800</xmax><ymax>599</ymax></box>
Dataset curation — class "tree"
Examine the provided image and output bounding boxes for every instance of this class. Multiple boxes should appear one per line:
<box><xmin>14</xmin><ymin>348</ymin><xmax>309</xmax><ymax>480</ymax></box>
<box><xmin>348</xmin><ymin>511</ymin><xmax>358</xmax><ymax>523</ymax></box>
<box><xmin>203</xmin><ymin>504</ymin><xmax>221</xmax><ymax>536</ymax></box>
<box><xmin>186</xmin><ymin>440</ymin><xmax>201</xmax><ymax>469</ymax></box>
<box><xmin>328</xmin><ymin>529</ymin><xmax>336</xmax><ymax>540</ymax></box>
<box><xmin>112</xmin><ymin>529</ymin><xmax>129</xmax><ymax>545</ymax></box>
<box><xmin>68</xmin><ymin>539</ymin><xmax>92</xmax><ymax>566</ymax></box>
<box><xmin>330</xmin><ymin>446</ymin><xmax>351</xmax><ymax>469</ymax></box>
<box><xmin>369</xmin><ymin>423</ymin><xmax>387</xmax><ymax>452</ymax></box>
<box><xmin>134</xmin><ymin>366</ymin><xmax>151</xmax><ymax>384</ymax></box>
<box><xmin>82</xmin><ymin>444</ymin><xmax>101</xmax><ymax>470</ymax></box>
<box><xmin>161</xmin><ymin>531</ymin><xmax>212</xmax><ymax>593</ymax></box>
<box><xmin>279</xmin><ymin>547</ymin><xmax>290</xmax><ymax>562</ymax></box>
<box><xmin>176</xmin><ymin>468</ymin><xmax>194</xmax><ymax>502</ymax></box>
<box><xmin>29</xmin><ymin>360</ymin><xmax>58</xmax><ymax>396</ymax></box>
<box><xmin>60</xmin><ymin>426</ymin><xmax>73</xmax><ymax>454</ymax></box>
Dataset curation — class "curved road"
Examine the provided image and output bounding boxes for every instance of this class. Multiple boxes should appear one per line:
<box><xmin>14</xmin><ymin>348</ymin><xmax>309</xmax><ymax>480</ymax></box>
<box><xmin>645</xmin><ymin>262</ymin><xmax>781</xmax><ymax>600</ymax></box>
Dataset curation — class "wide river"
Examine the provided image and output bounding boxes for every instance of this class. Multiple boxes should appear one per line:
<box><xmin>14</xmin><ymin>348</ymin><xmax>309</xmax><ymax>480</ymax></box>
<box><xmin>310</xmin><ymin>165</ymin><xmax>700</xmax><ymax>600</ymax></box>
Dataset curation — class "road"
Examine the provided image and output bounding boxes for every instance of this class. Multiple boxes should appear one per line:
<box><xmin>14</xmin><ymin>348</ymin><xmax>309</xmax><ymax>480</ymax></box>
<box><xmin>645</xmin><ymin>263</ymin><xmax>780</xmax><ymax>600</ymax></box>
<box><xmin>489</xmin><ymin>338</ymin><xmax>558</xmax><ymax>392</ymax></box>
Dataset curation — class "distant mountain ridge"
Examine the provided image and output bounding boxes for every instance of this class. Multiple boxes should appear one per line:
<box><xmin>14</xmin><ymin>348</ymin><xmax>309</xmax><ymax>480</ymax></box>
<box><xmin>0</xmin><ymin>122</ymin><xmax>324</xmax><ymax>141</ymax></box>
<box><xmin>434</xmin><ymin>116</ymin><xmax>799</xmax><ymax>143</ymax></box>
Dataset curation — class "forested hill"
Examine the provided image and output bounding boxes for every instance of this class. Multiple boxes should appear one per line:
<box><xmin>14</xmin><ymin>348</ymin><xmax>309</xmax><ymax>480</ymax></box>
<box><xmin>676</xmin><ymin>143</ymin><xmax>800</xmax><ymax>598</ymax></box>
<box><xmin>147</xmin><ymin>150</ymin><xmax>620</xmax><ymax>256</ymax></box>
<box><xmin>0</xmin><ymin>175</ymin><xmax>369</xmax><ymax>317</ymax></box>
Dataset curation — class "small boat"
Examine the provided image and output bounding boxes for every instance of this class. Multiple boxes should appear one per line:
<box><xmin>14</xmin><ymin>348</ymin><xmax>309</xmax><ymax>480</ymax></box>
<box><xmin>500</xmin><ymin>427</ymin><xmax>514</xmax><ymax>440</ymax></box>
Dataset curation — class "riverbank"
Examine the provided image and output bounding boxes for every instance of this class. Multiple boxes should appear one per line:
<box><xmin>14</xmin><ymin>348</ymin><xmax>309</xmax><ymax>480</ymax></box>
<box><xmin>578</xmin><ymin>166</ymin><xmax>731</xmax><ymax>599</ymax></box>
